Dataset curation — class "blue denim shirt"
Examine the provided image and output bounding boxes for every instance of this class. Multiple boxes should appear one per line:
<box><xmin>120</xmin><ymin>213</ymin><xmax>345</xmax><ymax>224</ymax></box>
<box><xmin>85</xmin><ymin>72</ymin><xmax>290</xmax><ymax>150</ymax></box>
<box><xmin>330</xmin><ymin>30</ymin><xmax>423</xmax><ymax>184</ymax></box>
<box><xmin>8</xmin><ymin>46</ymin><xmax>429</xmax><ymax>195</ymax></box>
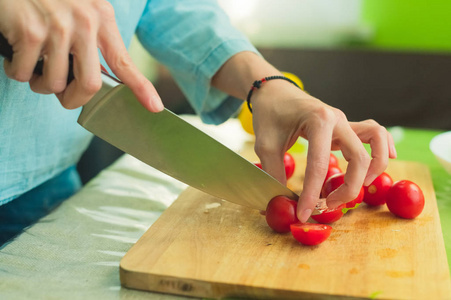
<box><xmin>0</xmin><ymin>0</ymin><xmax>258</xmax><ymax>204</ymax></box>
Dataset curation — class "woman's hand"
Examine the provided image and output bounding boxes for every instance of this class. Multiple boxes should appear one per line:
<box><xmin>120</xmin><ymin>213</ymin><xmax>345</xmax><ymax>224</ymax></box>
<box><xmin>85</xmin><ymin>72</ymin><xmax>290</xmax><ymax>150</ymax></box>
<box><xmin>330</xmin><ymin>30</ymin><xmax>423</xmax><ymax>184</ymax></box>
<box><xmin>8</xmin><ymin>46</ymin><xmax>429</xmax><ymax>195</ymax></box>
<box><xmin>0</xmin><ymin>0</ymin><xmax>163</xmax><ymax>112</ymax></box>
<box><xmin>212</xmin><ymin>51</ymin><xmax>396</xmax><ymax>223</ymax></box>
<box><xmin>250</xmin><ymin>80</ymin><xmax>396</xmax><ymax>222</ymax></box>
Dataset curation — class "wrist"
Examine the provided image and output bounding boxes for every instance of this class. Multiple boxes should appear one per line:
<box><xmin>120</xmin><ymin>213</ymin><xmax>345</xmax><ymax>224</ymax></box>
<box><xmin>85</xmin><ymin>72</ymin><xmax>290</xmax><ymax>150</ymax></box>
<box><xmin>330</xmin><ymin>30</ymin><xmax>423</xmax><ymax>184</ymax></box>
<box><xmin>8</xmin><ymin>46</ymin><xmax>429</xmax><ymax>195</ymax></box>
<box><xmin>211</xmin><ymin>51</ymin><xmax>282</xmax><ymax>99</ymax></box>
<box><xmin>246</xmin><ymin>76</ymin><xmax>303</xmax><ymax>112</ymax></box>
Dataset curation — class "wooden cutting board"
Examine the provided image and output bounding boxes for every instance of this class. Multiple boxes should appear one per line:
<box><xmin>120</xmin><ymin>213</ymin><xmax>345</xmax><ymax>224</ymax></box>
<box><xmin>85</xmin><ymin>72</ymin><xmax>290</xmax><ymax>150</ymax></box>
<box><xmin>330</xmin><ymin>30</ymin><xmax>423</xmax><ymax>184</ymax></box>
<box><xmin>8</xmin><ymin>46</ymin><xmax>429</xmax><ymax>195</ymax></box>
<box><xmin>120</xmin><ymin>148</ymin><xmax>451</xmax><ymax>299</ymax></box>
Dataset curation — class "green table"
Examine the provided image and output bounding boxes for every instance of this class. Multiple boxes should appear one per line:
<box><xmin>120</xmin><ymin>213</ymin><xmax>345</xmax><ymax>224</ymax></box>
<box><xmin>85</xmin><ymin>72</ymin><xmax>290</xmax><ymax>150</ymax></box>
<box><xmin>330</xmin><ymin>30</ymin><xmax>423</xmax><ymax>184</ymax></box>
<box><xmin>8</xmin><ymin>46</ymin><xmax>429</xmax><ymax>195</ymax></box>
<box><xmin>390</xmin><ymin>128</ymin><xmax>451</xmax><ymax>271</ymax></box>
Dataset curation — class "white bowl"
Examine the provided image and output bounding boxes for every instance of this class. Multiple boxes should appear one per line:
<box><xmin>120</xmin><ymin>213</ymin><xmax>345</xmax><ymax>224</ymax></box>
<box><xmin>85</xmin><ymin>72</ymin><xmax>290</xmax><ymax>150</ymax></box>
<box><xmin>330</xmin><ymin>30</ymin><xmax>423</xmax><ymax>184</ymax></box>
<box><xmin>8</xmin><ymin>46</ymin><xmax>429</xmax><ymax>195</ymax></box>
<box><xmin>430</xmin><ymin>131</ymin><xmax>451</xmax><ymax>175</ymax></box>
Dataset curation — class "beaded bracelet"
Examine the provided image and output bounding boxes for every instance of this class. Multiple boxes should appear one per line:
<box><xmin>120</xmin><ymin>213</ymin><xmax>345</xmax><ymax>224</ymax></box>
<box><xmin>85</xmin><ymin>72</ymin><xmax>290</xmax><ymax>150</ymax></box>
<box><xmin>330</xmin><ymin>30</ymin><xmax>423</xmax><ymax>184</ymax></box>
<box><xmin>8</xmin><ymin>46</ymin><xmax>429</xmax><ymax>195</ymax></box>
<box><xmin>246</xmin><ymin>75</ymin><xmax>301</xmax><ymax>113</ymax></box>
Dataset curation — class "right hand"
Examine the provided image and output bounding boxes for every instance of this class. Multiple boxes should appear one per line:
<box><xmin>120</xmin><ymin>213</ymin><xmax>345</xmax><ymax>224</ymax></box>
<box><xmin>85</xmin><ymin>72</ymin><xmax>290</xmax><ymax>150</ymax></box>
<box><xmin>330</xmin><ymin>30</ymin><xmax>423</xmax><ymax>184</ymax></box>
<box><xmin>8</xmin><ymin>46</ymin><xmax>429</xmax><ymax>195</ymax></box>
<box><xmin>0</xmin><ymin>0</ymin><xmax>163</xmax><ymax>112</ymax></box>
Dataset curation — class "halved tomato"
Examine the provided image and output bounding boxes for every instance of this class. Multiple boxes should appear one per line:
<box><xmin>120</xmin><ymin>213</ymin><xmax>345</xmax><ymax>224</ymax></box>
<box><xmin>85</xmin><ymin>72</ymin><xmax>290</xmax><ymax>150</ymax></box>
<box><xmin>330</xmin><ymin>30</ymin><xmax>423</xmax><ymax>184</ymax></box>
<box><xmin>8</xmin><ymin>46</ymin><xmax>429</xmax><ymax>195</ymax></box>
<box><xmin>311</xmin><ymin>204</ymin><xmax>345</xmax><ymax>224</ymax></box>
<box><xmin>322</xmin><ymin>173</ymin><xmax>364</xmax><ymax>209</ymax></box>
<box><xmin>290</xmin><ymin>223</ymin><xmax>332</xmax><ymax>246</ymax></box>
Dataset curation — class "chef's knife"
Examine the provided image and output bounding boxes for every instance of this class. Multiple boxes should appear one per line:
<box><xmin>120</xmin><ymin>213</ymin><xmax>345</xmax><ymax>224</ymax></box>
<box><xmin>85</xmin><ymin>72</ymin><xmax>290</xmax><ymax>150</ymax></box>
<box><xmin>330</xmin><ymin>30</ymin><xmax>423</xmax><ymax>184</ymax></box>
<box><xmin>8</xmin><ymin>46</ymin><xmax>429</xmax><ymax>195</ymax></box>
<box><xmin>0</xmin><ymin>34</ymin><xmax>326</xmax><ymax>213</ymax></box>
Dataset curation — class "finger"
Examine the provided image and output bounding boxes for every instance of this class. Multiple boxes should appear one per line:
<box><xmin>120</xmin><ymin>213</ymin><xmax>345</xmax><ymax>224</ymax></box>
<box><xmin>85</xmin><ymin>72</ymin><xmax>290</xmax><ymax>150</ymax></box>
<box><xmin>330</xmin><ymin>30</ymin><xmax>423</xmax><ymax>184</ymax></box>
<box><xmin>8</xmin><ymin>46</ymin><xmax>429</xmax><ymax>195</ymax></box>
<box><xmin>327</xmin><ymin>126</ymin><xmax>370</xmax><ymax>209</ymax></box>
<box><xmin>388</xmin><ymin>131</ymin><xmax>397</xmax><ymax>158</ymax></box>
<box><xmin>349</xmin><ymin>121</ymin><xmax>392</xmax><ymax>185</ymax></box>
<box><xmin>363</xmin><ymin>126</ymin><xmax>389</xmax><ymax>186</ymax></box>
<box><xmin>297</xmin><ymin>124</ymin><xmax>333</xmax><ymax>223</ymax></box>
<box><xmin>3</xmin><ymin>40</ymin><xmax>43</xmax><ymax>82</ymax></box>
<box><xmin>29</xmin><ymin>34</ymin><xmax>70</xmax><ymax>94</ymax></box>
<box><xmin>57</xmin><ymin>34</ymin><xmax>101</xmax><ymax>109</ymax></box>
<box><xmin>98</xmin><ymin>21</ymin><xmax>163</xmax><ymax>112</ymax></box>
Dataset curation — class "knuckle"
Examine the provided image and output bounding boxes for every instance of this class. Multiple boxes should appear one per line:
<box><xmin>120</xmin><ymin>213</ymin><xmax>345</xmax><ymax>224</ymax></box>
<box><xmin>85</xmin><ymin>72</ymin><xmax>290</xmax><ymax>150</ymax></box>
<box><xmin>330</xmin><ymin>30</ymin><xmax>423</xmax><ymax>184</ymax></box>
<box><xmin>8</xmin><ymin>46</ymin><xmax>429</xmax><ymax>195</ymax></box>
<box><xmin>7</xmin><ymin>70</ymin><xmax>31</xmax><ymax>82</ymax></box>
<box><xmin>81</xmin><ymin>76</ymin><xmax>102</xmax><ymax>95</ymax></box>
<box><xmin>49</xmin><ymin>79</ymin><xmax>67</xmax><ymax>94</ymax></box>
<box><xmin>49</xmin><ymin>18</ymin><xmax>71</xmax><ymax>41</ymax></box>
<box><xmin>315</xmin><ymin>106</ymin><xmax>336</xmax><ymax>121</ymax></box>
<box><xmin>358</xmin><ymin>150</ymin><xmax>371</xmax><ymax>166</ymax></box>
<box><xmin>254</xmin><ymin>141</ymin><xmax>279</xmax><ymax>159</ymax></box>
<box><xmin>364</xmin><ymin>118</ymin><xmax>379</xmax><ymax>127</ymax></box>
<box><xmin>311</xmin><ymin>106</ymin><xmax>345</xmax><ymax>128</ymax></box>
<box><xmin>96</xmin><ymin>1</ymin><xmax>116</xmax><ymax>18</ymax></box>
<box><xmin>333</xmin><ymin>108</ymin><xmax>347</xmax><ymax>122</ymax></box>
<box><xmin>111</xmin><ymin>52</ymin><xmax>133</xmax><ymax>70</ymax></box>
<box><xmin>23</xmin><ymin>27</ymin><xmax>46</xmax><ymax>46</ymax></box>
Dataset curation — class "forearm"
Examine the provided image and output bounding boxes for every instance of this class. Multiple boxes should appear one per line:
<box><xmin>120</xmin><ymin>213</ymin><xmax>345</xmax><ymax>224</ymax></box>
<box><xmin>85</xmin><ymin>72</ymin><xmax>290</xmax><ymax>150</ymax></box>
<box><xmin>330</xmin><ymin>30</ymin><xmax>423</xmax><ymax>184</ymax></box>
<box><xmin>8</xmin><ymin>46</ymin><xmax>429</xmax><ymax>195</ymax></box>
<box><xmin>211</xmin><ymin>51</ymin><xmax>283</xmax><ymax>100</ymax></box>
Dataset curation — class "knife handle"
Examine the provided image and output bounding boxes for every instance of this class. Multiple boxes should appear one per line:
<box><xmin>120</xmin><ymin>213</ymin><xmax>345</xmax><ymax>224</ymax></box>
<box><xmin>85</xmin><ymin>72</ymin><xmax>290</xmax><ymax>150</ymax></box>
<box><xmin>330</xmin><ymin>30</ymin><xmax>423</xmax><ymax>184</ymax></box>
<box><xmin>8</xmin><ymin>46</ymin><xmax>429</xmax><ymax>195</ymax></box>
<box><xmin>0</xmin><ymin>33</ymin><xmax>74</xmax><ymax>84</ymax></box>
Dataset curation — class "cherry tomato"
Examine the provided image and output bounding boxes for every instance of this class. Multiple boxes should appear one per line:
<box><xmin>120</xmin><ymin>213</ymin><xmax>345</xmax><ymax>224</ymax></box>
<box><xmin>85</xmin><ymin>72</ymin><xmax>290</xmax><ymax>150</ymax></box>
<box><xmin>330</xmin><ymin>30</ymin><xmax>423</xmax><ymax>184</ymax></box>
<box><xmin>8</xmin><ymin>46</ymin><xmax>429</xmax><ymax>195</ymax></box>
<box><xmin>311</xmin><ymin>204</ymin><xmax>345</xmax><ymax>224</ymax></box>
<box><xmin>265</xmin><ymin>195</ymin><xmax>298</xmax><ymax>233</ymax></box>
<box><xmin>386</xmin><ymin>180</ymin><xmax>425</xmax><ymax>219</ymax></box>
<box><xmin>283</xmin><ymin>153</ymin><xmax>296</xmax><ymax>180</ymax></box>
<box><xmin>323</xmin><ymin>165</ymin><xmax>342</xmax><ymax>186</ymax></box>
<box><xmin>363</xmin><ymin>172</ymin><xmax>393</xmax><ymax>206</ymax></box>
<box><xmin>290</xmin><ymin>223</ymin><xmax>332</xmax><ymax>246</ymax></box>
<box><xmin>329</xmin><ymin>152</ymin><xmax>340</xmax><ymax>168</ymax></box>
<box><xmin>322</xmin><ymin>173</ymin><xmax>364</xmax><ymax>209</ymax></box>
<box><xmin>254</xmin><ymin>152</ymin><xmax>296</xmax><ymax>180</ymax></box>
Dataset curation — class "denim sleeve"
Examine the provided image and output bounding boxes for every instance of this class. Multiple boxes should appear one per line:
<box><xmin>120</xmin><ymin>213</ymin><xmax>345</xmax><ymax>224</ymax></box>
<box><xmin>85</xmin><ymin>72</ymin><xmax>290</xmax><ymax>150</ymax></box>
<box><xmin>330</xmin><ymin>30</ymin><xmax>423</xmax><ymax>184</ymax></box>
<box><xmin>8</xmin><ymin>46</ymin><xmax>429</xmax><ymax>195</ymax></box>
<box><xmin>136</xmin><ymin>0</ymin><xmax>259</xmax><ymax>125</ymax></box>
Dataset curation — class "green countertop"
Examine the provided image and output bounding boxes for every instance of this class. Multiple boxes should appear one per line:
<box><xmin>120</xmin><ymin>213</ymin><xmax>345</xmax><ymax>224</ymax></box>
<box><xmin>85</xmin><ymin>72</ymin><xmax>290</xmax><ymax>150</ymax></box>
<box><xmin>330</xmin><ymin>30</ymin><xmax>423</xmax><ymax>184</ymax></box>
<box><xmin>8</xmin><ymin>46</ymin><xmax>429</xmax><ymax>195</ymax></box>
<box><xmin>390</xmin><ymin>128</ymin><xmax>451</xmax><ymax>270</ymax></box>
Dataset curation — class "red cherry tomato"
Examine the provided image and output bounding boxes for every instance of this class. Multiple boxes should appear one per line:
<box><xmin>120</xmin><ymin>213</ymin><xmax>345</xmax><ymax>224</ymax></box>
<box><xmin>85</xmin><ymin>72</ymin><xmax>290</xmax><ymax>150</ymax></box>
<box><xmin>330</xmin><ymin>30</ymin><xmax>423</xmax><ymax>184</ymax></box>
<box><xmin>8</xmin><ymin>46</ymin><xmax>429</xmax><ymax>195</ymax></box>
<box><xmin>329</xmin><ymin>152</ymin><xmax>340</xmax><ymax>168</ymax></box>
<box><xmin>363</xmin><ymin>172</ymin><xmax>393</xmax><ymax>206</ymax></box>
<box><xmin>265</xmin><ymin>196</ymin><xmax>298</xmax><ymax>233</ymax></box>
<box><xmin>290</xmin><ymin>223</ymin><xmax>332</xmax><ymax>246</ymax></box>
<box><xmin>283</xmin><ymin>153</ymin><xmax>296</xmax><ymax>180</ymax></box>
<box><xmin>311</xmin><ymin>204</ymin><xmax>345</xmax><ymax>224</ymax></box>
<box><xmin>254</xmin><ymin>153</ymin><xmax>296</xmax><ymax>180</ymax></box>
<box><xmin>322</xmin><ymin>173</ymin><xmax>364</xmax><ymax>209</ymax></box>
<box><xmin>386</xmin><ymin>180</ymin><xmax>425</xmax><ymax>219</ymax></box>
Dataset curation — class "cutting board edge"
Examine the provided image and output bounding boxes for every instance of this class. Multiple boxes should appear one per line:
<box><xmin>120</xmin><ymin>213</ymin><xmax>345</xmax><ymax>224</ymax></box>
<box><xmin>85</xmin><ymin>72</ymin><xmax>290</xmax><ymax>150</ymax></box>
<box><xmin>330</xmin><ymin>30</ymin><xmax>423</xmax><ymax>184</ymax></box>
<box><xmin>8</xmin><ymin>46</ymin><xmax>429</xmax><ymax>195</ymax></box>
<box><xmin>119</xmin><ymin>266</ymin><xmax>357</xmax><ymax>300</ymax></box>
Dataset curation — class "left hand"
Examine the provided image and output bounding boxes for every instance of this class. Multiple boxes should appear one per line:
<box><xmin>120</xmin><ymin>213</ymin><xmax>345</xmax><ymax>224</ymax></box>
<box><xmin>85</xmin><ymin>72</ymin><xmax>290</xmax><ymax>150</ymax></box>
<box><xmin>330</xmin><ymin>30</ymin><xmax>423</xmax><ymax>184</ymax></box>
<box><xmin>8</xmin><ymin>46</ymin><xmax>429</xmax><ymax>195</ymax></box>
<box><xmin>250</xmin><ymin>79</ymin><xmax>396</xmax><ymax>222</ymax></box>
<box><xmin>211</xmin><ymin>52</ymin><xmax>396</xmax><ymax>223</ymax></box>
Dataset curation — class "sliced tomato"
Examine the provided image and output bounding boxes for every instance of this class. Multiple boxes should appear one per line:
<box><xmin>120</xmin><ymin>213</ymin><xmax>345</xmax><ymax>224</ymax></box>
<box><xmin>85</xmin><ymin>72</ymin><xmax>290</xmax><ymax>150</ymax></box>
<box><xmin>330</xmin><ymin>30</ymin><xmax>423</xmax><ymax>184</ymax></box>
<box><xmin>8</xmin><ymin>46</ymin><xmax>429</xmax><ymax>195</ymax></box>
<box><xmin>311</xmin><ymin>204</ymin><xmax>345</xmax><ymax>224</ymax></box>
<box><xmin>322</xmin><ymin>173</ymin><xmax>364</xmax><ymax>209</ymax></box>
<box><xmin>323</xmin><ymin>165</ymin><xmax>342</xmax><ymax>189</ymax></box>
<box><xmin>363</xmin><ymin>172</ymin><xmax>393</xmax><ymax>206</ymax></box>
<box><xmin>386</xmin><ymin>180</ymin><xmax>424</xmax><ymax>219</ymax></box>
<box><xmin>265</xmin><ymin>195</ymin><xmax>298</xmax><ymax>233</ymax></box>
<box><xmin>290</xmin><ymin>223</ymin><xmax>332</xmax><ymax>246</ymax></box>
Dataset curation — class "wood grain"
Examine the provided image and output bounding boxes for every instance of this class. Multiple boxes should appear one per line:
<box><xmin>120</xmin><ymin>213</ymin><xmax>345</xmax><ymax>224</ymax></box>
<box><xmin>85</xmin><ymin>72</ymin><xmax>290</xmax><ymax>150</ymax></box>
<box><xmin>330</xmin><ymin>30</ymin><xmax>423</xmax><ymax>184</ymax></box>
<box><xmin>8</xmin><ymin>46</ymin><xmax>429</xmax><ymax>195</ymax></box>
<box><xmin>120</xmin><ymin>151</ymin><xmax>451</xmax><ymax>299</ymax></box>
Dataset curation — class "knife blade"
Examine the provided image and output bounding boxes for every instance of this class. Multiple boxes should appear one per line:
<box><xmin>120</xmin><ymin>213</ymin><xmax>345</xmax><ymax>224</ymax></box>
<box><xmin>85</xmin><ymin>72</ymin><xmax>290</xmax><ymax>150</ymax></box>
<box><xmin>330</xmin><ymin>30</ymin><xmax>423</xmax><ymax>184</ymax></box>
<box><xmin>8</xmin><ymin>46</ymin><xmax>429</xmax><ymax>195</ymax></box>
<box><xmin>0</xmin><ymin>33</ymin><xmax>326</xmax><ymax>213</ymax></box>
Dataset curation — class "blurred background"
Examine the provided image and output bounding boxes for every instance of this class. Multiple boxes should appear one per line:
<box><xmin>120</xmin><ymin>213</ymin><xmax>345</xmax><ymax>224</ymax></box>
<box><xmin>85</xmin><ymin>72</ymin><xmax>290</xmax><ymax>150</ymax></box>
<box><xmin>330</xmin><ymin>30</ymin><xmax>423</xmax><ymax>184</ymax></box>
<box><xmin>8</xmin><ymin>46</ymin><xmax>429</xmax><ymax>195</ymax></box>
<box><xmin>78</xmin><ymin>0</ymin><xmax>451</xmax><ymax>183</ymax></box>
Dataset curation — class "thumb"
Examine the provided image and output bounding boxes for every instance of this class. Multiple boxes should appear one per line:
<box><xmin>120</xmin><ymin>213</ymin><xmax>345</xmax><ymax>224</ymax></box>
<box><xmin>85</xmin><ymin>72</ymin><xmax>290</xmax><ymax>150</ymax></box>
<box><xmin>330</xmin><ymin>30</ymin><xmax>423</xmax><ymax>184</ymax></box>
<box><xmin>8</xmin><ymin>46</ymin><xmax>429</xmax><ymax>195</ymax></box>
<box><xmin>254</xmin><ymin>130</ymin><xmax>287</xmax><ymax>184</ymax></box>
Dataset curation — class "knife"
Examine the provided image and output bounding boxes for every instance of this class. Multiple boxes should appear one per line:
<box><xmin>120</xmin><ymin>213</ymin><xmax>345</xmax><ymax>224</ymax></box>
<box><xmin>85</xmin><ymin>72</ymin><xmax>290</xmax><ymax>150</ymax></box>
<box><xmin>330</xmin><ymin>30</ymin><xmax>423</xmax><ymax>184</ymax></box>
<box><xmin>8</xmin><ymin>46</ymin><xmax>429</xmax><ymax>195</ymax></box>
<box><xmin>0</xmin><ymin>34</ymin><xmax>326</xmax><ymax>214</ymax></box>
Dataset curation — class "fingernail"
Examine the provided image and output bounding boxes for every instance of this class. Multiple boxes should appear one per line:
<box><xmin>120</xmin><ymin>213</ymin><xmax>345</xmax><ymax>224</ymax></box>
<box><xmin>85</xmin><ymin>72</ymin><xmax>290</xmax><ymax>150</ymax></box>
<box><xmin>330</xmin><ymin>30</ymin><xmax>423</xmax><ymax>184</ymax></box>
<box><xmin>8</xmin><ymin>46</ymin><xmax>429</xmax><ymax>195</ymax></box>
<box><xmin>391</xmin><ymin>144</ymin><xmax>398</xmax><ymax>158</ymax></box>
<box><xmin>152</xmin><ymin>96</ymin><xmax>164</xmax><ymax>112</ymax></box>
<box><xmin>299</xmin><ymin>209</ymin><xmax>312</xmax><ymax>223</ymax></box>
<box><xmin>327</xmin><ymin>200</ymin><xmax>343</xmax><ymax>209</ymax></box>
